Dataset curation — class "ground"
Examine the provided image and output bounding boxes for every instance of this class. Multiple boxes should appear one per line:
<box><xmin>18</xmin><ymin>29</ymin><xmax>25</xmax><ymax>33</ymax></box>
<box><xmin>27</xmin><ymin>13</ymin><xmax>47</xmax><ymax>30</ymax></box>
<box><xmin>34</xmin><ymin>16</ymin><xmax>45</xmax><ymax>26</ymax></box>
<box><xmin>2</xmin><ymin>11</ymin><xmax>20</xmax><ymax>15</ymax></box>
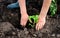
<box><xmin>0</xmin><ymin>0</ymin><xmax>60</xmax><ymax>38</ymax></box>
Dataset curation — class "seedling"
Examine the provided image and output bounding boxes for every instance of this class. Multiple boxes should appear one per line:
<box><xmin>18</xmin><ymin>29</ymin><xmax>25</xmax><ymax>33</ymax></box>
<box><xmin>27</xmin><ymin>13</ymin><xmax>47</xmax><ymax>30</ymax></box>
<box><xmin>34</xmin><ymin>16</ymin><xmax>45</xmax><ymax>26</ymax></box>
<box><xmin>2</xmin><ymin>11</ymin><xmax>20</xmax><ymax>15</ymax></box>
<box><xmin>28</xmin><ymin>15</ymin><xmax>38</xmax><ymax>28</ymax></box>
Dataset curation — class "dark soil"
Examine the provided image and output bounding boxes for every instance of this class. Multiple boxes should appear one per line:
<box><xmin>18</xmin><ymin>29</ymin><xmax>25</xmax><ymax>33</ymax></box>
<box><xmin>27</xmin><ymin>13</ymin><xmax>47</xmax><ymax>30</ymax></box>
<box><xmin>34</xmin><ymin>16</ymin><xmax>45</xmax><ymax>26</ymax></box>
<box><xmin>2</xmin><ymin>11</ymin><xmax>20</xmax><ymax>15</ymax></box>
<box><xmin>0</xmin><ymin>0</ymin><xmax>60</xmax><ymax>38</ymax></box>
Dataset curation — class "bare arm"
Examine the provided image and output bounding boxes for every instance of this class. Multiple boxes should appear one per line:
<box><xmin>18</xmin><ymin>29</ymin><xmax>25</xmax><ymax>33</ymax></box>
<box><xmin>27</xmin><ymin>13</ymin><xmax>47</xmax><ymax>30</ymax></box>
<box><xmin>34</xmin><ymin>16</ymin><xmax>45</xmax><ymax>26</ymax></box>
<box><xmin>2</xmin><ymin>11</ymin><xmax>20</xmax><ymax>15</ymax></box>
<box><xmin>39</xmin><ymin>0</ymin><xmax>52</xmax><ymax>18</ymax></box>
<box><xmin>36</xmin><ymin>0</ymin><xmax>52</xmax><ymax>30</ymax></box>
<box><xmin>18</xmin><ymin>0</ymin><xmax>28</xmax><ymax>15</ymax></box>
<box><xmin>18</xmin><ymin>0</ymin><xmax>28</xmax><ymax>26</ymax></box>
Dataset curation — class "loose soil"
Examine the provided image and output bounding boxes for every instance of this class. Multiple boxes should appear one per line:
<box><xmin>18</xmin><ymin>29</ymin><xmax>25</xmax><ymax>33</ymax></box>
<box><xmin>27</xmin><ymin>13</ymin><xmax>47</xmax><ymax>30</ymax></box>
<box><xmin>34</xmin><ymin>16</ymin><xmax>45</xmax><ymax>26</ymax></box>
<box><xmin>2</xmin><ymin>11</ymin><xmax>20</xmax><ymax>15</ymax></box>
<box><xmin>0</xmin><ymin>0</ymin><xmax>60</xmax><ymax>38</ymax></box>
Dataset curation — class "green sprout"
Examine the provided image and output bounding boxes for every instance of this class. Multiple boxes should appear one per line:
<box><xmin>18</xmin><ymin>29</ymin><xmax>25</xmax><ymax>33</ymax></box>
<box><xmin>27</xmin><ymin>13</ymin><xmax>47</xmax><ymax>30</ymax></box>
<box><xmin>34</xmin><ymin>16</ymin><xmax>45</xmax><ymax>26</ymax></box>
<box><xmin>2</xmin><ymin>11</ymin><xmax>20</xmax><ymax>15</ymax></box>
<box><xmin>28</xmin><ymin>15</ymin><xmax>39</xmax><ymax>28</ymax></box>
<box><xmin>50</xmin><ymin>0</ymin><xmax>57</xmax><ymax>16</ymax></box>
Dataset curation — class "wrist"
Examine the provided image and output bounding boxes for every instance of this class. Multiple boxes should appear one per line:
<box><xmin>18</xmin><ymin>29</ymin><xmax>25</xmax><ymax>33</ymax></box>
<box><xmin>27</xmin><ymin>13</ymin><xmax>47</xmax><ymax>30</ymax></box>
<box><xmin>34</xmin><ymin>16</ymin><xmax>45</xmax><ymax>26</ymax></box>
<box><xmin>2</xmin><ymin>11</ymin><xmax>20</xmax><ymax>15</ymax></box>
<box><xmin>39</xmin><ymin>15</ymin><xmax>46</xmax><ymax>19</ymax></box>
<box><xmin>38</xmin><ymin>16</ymin><xmax>45</xmax><ymax>22</ymax></box>
<box><xmin>21</xmin><ymin>13</ymin><xmax>28</xmax><ymax>16</ymax></box>
<box><xmin>21</xmin><ymin>13</ymin><xmax>28</xmax><ymax>15</ymax></box>
<box><xmin>20</xmin><ymin>11</ymin><xmax>28</xmax><ymax>15</ymax></box>
<box><xmin>38</xmin><ymin>14</ymin><xmax>46</xmax><ymax>20</ymax></box>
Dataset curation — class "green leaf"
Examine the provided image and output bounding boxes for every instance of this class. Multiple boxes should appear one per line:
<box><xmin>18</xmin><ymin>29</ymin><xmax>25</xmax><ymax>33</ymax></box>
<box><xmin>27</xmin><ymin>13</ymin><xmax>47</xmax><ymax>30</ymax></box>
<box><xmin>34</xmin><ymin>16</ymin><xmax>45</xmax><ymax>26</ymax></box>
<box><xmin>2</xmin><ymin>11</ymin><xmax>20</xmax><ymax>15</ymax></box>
<box><xmin>50</xmin><ymin>0</ymin><xmax>57</xmax><ymax>16</ymax></box>
<box><xmin>28</xmin><ymin>15</ymin><xmax>39</xmax><ymax>28</ymax></box>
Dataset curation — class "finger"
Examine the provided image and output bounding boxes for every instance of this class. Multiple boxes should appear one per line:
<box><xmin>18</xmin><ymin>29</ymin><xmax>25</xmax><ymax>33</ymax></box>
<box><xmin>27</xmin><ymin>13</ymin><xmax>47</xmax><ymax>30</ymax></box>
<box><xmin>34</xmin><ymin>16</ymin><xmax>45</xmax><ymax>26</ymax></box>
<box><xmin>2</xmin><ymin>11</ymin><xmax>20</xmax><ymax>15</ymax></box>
<box><xmin>24</xmin><ymin>19</ymin><xmax>28</xmax><ymax>25</ymax></box>
<box><xmin>37</xmin><ymin>24</ymin><xmax>40</xmax><ymax>30</ymax></box>
<box><xmin>20</xmin><ymin>22</ymin><xmax>24</xmax><ymax>26</ymax></box>
<box><xmin>36</xmin><ymin>23</ymin><xmax>42</xmax><ymax>30</ymax></box>
<box><xmin>36</xmin><ymin>24</ymin><xmax>38</xmax><ymax>30</ymax></box>
<box><xmin>38</xmin><ymin>25</ymin><xmax>40</xmax><ymax>30</ymax></box>
<box><xmin>20</xmin><ymin>21</ymin><xmax>25</xmax><ymax>26</ymax></box>
<box><xmin>36</xmin><ymin>23</ymin><xmax>39</xmax><ymax>30</ymax></box>
<box><xmin>40</xmin><ymin>24</ymin><xmax>44</xmax><ymax>30</ymax></box>
<box><xmin>22</xmin><ymin>19</ymin><xmax>28</xmax><ymax>26</ymax></box>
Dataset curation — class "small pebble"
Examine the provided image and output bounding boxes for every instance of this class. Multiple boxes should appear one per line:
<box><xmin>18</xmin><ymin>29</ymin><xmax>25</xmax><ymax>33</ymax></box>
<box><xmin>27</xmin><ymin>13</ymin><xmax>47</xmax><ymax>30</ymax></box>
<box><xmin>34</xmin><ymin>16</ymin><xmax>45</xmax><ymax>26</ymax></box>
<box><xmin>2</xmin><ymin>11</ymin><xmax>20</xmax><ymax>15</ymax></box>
<box><xmin>33</xmin><ymin>34</ymin><xmax>37</xmax><ymax>37</ymax></box>
<box><xmin>57</xmin><ymin>34</ymin><xmax>60</xmax><ymax>37</ymax></box>
<box><xmin>12</xmin><ymin>32</ymin><xmax>16</xmax><ymax>35</ymax></box>
<box><xmin>24</xmin><ymin>28</ymin><xmax>27</xmax><ymax>31</ymax></box>
<box><xmin>11</xmin><ymin>14</ymin><xmax>14</xmax><ymax>16</ymax></box>
<box><xmin>51</xmin><ymin>34</ymin><xmax>55</xmax><ymax>37</ymax></box>
<box><xmin>25</xmin><ymin>31</ymin><xmax>29</xmax><ymax>35</ymax></box>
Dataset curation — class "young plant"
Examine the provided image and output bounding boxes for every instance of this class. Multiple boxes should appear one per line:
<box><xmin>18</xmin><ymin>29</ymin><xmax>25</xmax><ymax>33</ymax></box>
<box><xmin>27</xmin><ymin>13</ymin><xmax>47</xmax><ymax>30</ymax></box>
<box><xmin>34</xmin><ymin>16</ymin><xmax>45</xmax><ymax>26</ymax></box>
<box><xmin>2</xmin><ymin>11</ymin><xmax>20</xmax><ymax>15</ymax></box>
<box><xmin>50</xmin><ymin>0</ymin><xmax>57</xmax><ymax>16</ymax></box>
<box><xmin>28</xmin><ymin>15</ymin><xmax>38</xmax><ymax>28</ymax></box>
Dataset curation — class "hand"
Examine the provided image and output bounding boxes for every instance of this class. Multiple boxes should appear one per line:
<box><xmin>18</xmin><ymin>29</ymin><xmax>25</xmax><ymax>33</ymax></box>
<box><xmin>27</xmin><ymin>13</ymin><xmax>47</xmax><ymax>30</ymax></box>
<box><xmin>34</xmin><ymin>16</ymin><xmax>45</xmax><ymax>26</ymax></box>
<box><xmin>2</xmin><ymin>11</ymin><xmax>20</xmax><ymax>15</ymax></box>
<box><xmin>36</xmin><ymin>17</ymin><xmax>46</xmax><ymax>30</ymax></box>
<box><xmin>20</xmin><ymin>14</ymin><xmax>28</xmax><ymax>27</ymax></box>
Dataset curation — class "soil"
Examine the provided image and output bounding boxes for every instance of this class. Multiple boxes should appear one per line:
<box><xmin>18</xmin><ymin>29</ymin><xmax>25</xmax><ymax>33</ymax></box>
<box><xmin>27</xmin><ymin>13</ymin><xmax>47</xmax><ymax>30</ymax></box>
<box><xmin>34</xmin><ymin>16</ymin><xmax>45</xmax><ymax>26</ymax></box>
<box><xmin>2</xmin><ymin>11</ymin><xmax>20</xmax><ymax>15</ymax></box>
<box><xmin>0</xmin><ymin>0</ymin><xmax>60</xmax><ymax>38</ymax></box>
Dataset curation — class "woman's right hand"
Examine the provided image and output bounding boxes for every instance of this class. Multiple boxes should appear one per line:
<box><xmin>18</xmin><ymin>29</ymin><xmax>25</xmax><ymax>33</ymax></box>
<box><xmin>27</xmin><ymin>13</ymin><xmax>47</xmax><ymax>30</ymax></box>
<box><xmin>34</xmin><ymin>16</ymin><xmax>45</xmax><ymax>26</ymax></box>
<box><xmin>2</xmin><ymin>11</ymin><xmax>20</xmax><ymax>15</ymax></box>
<box><xmin>20</xmin><ymin>14</ymin><xmax>28</xmax><ymax>27</ymax></box>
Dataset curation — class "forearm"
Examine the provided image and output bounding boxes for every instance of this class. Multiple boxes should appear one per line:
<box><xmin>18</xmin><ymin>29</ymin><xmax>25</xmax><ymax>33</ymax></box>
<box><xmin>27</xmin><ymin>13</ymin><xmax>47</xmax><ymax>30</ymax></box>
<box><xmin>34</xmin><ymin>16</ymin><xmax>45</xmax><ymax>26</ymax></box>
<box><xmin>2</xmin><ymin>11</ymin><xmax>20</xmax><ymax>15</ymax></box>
<box><xmin>18</xmin><ymin>0</ymin><xmax>28</xmax><ymax>15</ymax></box>
<box><xmin>39</xmin><ymin>0</ymin><xmax>52</xmax><ymax>18</ymax></box>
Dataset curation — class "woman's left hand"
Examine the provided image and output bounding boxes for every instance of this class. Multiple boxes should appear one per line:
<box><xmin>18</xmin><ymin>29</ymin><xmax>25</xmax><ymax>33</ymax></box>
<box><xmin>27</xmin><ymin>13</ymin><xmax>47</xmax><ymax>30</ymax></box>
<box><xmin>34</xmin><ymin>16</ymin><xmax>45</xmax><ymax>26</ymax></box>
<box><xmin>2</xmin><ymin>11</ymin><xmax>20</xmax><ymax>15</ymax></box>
<box><xmin>36</xmin><ymin>17</ymin><xmax>46</xmax><ymax>30</ymax></box>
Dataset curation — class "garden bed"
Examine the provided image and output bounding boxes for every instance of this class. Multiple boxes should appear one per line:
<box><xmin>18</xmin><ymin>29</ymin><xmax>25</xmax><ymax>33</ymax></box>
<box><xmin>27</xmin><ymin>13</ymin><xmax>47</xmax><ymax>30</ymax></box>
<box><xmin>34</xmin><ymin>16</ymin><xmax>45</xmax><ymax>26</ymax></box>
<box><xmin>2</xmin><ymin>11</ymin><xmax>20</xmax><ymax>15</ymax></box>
<box><xmin>0</xmin><ymin>0</ymin><xmax>60</xmax><ymax>38</ymax></box>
